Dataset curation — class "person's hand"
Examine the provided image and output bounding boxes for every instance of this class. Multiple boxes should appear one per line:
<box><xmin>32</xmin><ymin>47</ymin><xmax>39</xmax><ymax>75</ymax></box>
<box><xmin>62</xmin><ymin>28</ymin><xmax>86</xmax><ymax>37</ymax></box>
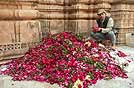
<box><xmin>95</xmin><ymin>28</ymin><xmax>102</xmax><ymax>32</ymax></box>
<box><xmin>92</xmin><ymin>27</ymin><xmax>103</xmax><ymax>32</ymax></box>
<box><xmin>99</xmin><ymin>28</ymin><xmax>103</xmax><ymax>31</ymax></box>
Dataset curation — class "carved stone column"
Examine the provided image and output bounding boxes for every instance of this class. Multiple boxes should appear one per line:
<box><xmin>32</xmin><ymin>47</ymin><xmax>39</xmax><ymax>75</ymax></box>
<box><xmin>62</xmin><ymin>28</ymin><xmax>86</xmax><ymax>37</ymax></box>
<box><xmin>64</xmin><ymin>0</ymin><xmax>96</xmax><ymax>37</ymax></box>
<box><xmin>37</xmin><ymin>0</ymin><xmax>64</xmax><ymax>35</ymax></box>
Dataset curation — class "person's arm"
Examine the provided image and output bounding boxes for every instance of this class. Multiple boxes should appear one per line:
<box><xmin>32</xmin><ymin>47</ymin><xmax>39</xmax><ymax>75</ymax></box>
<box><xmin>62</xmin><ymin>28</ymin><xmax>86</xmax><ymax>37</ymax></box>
<box><xmin>92</xmin><ymin>20</ymin><xmax>101</xmax><ymax>32</ymax></box>
<box><xmin>101</xmin><ymin>18</ymin><xmax>114</xmax><ymax>33</ymax></box>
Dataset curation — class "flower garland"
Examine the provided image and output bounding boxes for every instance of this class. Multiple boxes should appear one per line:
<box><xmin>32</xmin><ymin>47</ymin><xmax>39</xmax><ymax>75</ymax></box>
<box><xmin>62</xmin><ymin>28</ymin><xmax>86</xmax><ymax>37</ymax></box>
<box><xmin>0</xmin><ymin>32</ymin><xmax>128</xmax><ymax>88</ymax></box>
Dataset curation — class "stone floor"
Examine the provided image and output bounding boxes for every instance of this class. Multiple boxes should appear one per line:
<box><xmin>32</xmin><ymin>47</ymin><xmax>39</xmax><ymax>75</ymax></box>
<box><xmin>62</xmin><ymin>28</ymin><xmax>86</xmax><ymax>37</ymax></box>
<box><xmin>1</xmin><ymin>73</ymin><xmax>134</xmax><ymax>88</ymax></box>
<box><xmin>0</xmin><ymin>46</ymin><xmax>134</xmax><ymax>88</ymax></box>
<box><xmin>0</xmin><ymin>75</ymin><xmax>59</xmax><ymax>88</ymax></box>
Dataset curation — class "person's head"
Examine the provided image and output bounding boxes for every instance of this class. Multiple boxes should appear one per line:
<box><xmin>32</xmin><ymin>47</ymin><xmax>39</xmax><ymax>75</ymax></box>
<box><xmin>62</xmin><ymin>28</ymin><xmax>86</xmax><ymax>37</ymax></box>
<box><xmin>97</xmin><ymin>9</ymin><xmax>107</xmax><ymax>19</ymax></box>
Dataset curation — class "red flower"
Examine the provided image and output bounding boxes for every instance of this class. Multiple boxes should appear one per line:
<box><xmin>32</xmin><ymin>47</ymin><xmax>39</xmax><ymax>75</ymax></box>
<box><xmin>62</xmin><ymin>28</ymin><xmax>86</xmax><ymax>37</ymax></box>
<box><xmin>0</xmin><ymin>32</ymin><xmax>128</xmax><ymax>88</ymax></box>
<box><xmin>78</xmin><ymin>84</ymin><xmax>82</xmax><ymax>88</ymax></box>
<box><xmin>117</xmin><ymin>51</ymin><xmax>127</xmax><ymax>57</ymax></box>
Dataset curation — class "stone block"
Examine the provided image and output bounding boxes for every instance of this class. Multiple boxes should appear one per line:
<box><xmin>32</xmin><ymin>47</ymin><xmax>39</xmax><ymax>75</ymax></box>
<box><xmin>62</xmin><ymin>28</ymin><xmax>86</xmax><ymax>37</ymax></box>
<box><xmin>0</xmin><ymin>21</ymin><xmax>41</xmax><ymax>44</ymax></box>
<box><xmin>0</xmin><ymin>9</ymin><xmax>39</xmax><ymax>20</ymax></box>
<box><xmin>50</xmin><ymin>20</ymin><xmax>64</xmax><ymax>34</ymax></box>
<box><xmin>37</xmin><ymin>4</ymin><xmax>63</xmax><ymax>11</ymax></box>
<box><xmin>70</xmin><ymin>12</ymin><xmax>96</xmax><ymax>19</ymax></box>
<box><xmin>39</xmin><ymin>20</ymin><xmax>64</xmax><ymax>35</ymax></box>
<box><xmin>38</xmin><ymin>0</ymin><xmax>64</xmax><ymax>5</ymax></box>
<box><xmin>96</xmin><ymin>3</ymin><xmax>111</xmax><ymax>9</ymax></box>
<box><xmin>39</xmin><ymin>12</ymin><xmax>64</xmax><ymax>19</ymax></box>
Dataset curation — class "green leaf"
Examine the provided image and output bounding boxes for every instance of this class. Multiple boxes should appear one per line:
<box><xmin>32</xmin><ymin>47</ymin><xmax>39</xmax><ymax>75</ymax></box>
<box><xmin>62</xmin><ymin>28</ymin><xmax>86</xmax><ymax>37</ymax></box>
<box><xmin>77</xmin><ymin>57</ymin><xmax>94</xmax><ymax>65</ymax></box>
<box><xmin>44</xmin><ymin>74</ymin><xmax>51</xmax><ymax>79</ymax></box>
<box><xmin>68</xmin><ymin>84</ymin><xmax>73</xmax><ymax>88</ymax></box>
<box><xmin>94</xmin><ymin>62</ymin><xmax>104</xmax><ymax>69</ymax></box>
<box><xmin>87</xmin><ymin>59</ymin><xmax>94</xmax><ymax>64</ymax></box>
<box><xmin>76</xmin><ymin>47</ymin><xmax>81</xmax><ymax>52</ymax></box>
<box><xmin>75</xmin><ymin>33</ymin><xmax>83</xmax><ymax>40</ymax></box>
<box><xmin>58</xmin><ymin>78</ymin><xmax>65</xmax><ymax>82</ymax></box>
<box><xmin>87</xmin><ymin>72</ymin><xmax>94</xmax><ymax>79</ymax></box>
<box><xmin>36</xmin><ymin>63</ymin><xmax>45</xmax><ymax>70</ymax></box>
<box><xmin>61</xmin><ymin>46</ymin><xmax>69</xmax><ymax>55</ymax></box>
<box><xmin>48</xmin><ymin>46</ymin><xmax>54</xmax><ymax>51</ymax></box>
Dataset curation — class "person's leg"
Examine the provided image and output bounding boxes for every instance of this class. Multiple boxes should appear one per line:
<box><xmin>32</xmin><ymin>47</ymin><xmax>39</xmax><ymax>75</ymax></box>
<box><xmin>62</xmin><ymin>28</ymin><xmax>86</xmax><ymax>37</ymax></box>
<box><xmin>90</xmin><ymin>32</ymin><xmax>105</xmax><ymax>43</ymax></box>
<box><xmin>106</xmin><ymin>31</ymin><xmax>116</xmax><ymax>46</ymax></box>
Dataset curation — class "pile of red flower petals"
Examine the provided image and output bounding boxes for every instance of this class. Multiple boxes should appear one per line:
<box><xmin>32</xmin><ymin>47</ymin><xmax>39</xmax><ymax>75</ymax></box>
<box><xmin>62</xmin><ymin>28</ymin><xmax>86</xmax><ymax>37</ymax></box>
<box><xmin>0</xmin><ymin>32</ymin><xmax>128</xmax><ymax>88</ymax></box>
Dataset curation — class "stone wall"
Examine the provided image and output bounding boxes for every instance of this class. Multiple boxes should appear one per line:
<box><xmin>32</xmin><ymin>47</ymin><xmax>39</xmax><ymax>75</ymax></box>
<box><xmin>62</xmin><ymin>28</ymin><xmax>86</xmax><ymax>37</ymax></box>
<box><xmin>0</xmin><ymin>0</ymin><xmax>41</xmax><ymax>60</ymax></box>
<box><xmin>0</xmin><ymin>0</ymin><xmax>134</xmax><ymax>61</ymax></box>
<box><xmin>37</xmin><ymin>0</ymin><xmax>112</xmax><ymax>36</ymax></box>
<box><xmin>111</xmin><ymin>0</ymin><xmax>134</xmax><ymax>45</ymax></box>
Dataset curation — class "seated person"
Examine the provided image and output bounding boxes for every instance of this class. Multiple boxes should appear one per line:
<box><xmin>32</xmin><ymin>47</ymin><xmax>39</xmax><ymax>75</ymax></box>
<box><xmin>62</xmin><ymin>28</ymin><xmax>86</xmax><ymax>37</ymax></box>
<box><xmin>90</xmin><ymin>9</ymin><xmax>116</xmax><ymax>47</ymax></box>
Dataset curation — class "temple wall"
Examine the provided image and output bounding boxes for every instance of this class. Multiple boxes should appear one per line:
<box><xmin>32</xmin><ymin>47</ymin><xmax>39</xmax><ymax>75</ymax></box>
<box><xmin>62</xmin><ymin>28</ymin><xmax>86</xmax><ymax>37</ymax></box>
<box><xmin>111</xmin><ymin>0</ymin><xmax>134</xmax><ymax>45</ymax></box>
<box><xmin>0</xmin><ymin>0</ymin><xmax>134</xmax><ymax>61</ymax></box>
<box><xmin>0</xmin><ymin>0</ymin><xmax>41</xmax><ymax>60</ymax></box>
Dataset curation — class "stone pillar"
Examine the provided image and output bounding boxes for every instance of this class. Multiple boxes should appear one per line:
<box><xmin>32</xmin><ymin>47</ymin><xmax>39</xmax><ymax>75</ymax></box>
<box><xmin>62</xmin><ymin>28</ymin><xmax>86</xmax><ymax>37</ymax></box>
<box><xmin>0</xmin><ymin>0</ymin><xmax>42</xmax><ymax>60</ymax></box>
<box><xmin>37</xmin><ymin>0</ymin><xmax>64</xmax><ymax>35</ymax></box>
<box><xmin>63</xmin><ymin>0</ymin><xmax>96</xmax><ymax>37</ymax></box>
<box><xmin>111</xmin><ymin>0</ymin><xmax>134</xmax><ymax>45</ymax></box>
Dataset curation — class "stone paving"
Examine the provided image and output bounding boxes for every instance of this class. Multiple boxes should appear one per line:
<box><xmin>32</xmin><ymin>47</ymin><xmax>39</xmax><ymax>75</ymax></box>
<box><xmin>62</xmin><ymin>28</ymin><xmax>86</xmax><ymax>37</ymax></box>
<box><xmin>0</xmin><ymin>75</ymin><xmax>59</xmax><ymax>88</ymax></box>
